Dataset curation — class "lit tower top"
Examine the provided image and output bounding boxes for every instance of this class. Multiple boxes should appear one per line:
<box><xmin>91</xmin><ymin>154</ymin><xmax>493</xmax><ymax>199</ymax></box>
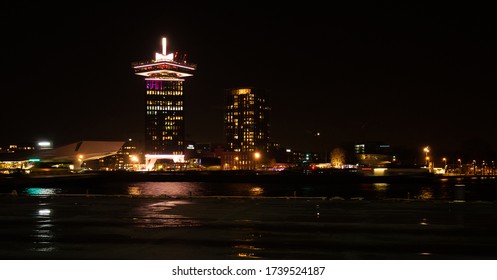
<box><xmin>131</xmin><ymin>37</ymin><xmax>196</xmax><ymax>170</ymax></box>
<box><xmin>132</xmin><ymin>37</ymin><xmax>196</xmax><ymax>80</ymax></box>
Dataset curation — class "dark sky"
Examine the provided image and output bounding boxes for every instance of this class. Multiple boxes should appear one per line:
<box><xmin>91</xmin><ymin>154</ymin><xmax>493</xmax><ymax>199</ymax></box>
<box><xmin>1</xmin><ymin>2</ymin><xmax>496</xmax><ymax>157</ymax></box>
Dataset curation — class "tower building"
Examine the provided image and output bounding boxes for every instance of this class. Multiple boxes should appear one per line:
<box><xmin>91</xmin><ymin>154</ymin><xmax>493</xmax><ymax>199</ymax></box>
<box><xmin>132</xmin><ymin>37</ymin><xmax>196</xmax><ymax>169</ymax></box>
<box><xmin>225</xmin><ymin>87</ymin><xmax>270</xmax><ymax>153</ymax></box>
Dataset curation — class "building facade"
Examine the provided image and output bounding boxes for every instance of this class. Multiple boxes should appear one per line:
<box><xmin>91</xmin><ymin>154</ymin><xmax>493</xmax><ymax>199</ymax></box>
<box><xmin>132</xmin><ymin>38</ymin><xmax>196</xmax><ymax>159</ymax></box>
<box><xmin>223</xmin><ymin>87</ymin><xmax>270</xmax><ymax>170</ymax></box>
<box><xmin>354</xmin><ymin>142</ymin><xmax>392</xmax><ymax>167</ymax></box>
<box><xmin>225</xmin><ymin>87</ymin><xmax>270</xmax><ymax>153</ymax></box>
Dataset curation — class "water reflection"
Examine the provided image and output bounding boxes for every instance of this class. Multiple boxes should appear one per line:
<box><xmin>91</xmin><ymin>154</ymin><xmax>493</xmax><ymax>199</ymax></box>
<box><xmin>131</xmin><ymin>200</ymin><xmax>201</xmax><ymax>228</ymax></box>
<box><xmin>233</xmin><ymin>244</ymin><xmax>263</xmax><ymax>259</ymax></box>
<box><xmin>25</xmin><ymin>188</ymin><xmax>62</xmax><ymax>196</ymax></box>
<box><xmin>128</xmin><ymin>186</ymin><xmax>141</xmax><ymax>196</ymax></box>
<box><xmin>418</xmin><ymin>187</ymin><xmax>434</xmax><ymax>200</ymax></box>
<box><xmin>369</xmin><ymin>183</ymin><xmax>390</xmax><ymax>200</ymax></box>
<box><xmin>249</xmin><ymin>187</ymin><xmax>264</xmax><ymax>196</ymax></box>
<box><xmin>222</xmin><ymin>184</ymin><xmax>266</xmax><ymax>197</ymax></box>
<box><xmin>233</xmin><ymin>231</ymin><xmax>264</xmax><ymax>259</ymax></box>
<box><xmin>9</xmin><ymin>180</ymin><xmax>496</xmax><ymax>201</ymax></box>
<box><xmin>127</xmin><ymin>182</ymin><xmax>267</xmax><ymax>197</ymax></box>
<box><xmin>38</xmin><ymin>209</ymin><xmax>51</xmax><ymax>215</ymax></box>
<box><xmin>373</xmin><ymin>183</ymin><xmax>389</xmax><ymax>191</ymax></box>
<box><xmin>438</xmin><ymin>183</ymin><xmax>450</xmax><ymax>200</ymax></box>
<box><xmin>128</xmin><ymin>182</ymin><xmax>204</xmax><ymax>197</ymax></box>
<box><xmin>31</xmin><ymin>203</ymin><xmax>55</xmax><ymax>252</ymax></box>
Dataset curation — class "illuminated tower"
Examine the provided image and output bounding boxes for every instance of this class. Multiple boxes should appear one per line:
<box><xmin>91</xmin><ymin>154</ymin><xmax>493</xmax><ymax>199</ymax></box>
<box><xmin>225</xmin><ymin>87</ymin><xmax>270</xmax><ymax>153</ymax></box>
<box><xmin>132</xmin><ymin>37</ymin><xmax>196</xmax><ymax>169</ymax></box>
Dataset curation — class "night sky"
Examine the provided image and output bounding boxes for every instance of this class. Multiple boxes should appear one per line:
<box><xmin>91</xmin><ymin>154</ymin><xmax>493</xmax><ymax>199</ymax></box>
<box><xmin>1</xmin><ymin>2</ymin><xmax>496</xmax><ymax>158</ymax></box>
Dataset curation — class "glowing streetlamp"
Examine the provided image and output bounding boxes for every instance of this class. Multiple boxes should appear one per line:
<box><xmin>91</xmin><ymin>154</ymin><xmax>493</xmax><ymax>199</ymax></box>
<box><xmin>130</xmin><ymin>155</ymin><xmax>139</xmax><ymax>171</ymax></box>
<box><xmin>76</xmin><ymin>154</ymin><xmax>84</xmax><ymax>170</ymax></box>
<box><xmin>254</xmin><ymin>152</ymin><xmax>261</xmax><ymax>170</ymax></box>
<box><xmin>423</xmin><ymin>146</ymin><xmax>430</xmax><ymax>167</ymax></box>
<box><xmin>234</xmin><ymin>156</ymin><xmax>239</xmax><ymax>170</ymax></box>
<box><xmin>442</xmin><ymin>157</ymin><xmax>447</xmax><ymax>167</ymax></box>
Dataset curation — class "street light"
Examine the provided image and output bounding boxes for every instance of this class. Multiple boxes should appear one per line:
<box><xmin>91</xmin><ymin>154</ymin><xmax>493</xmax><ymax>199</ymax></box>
<box><xmin>130</xmin><ymin>155</ymin><xmax>139</xmax><ymax>171</ymax></box>
<box><xmin>458</xmin><ymin>159</ymin><xmax>462</xmax><ymax>175</ymax></box>
<box><xmin>76</xmin><ymin>154</ymin><xmax>84</xmax><ymax>170</ymax></box>
<box><xmin>254</xmin><ymin>152</ymin><xmax>261</xmax><ymax>170</ymax></box>
<box><xmin>442</xmin><ymin>157</ymin><xmax>447</xmax><ymax>167</ymax></box>
<box><xmin>234</xmin><ymin>156</ymin><xmax>239</xmax><ymax>170</ymax></box>
<box><xmin>423</xmin><ymin>146</ymin><xmax>430</xmax><ymax>167</ymax></box>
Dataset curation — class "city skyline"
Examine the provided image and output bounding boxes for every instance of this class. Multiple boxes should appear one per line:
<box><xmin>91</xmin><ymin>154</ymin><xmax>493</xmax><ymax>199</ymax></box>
<box><xmin>1</xmin><ymin>3</ymin><xmax>496</xmax><ymax>158</ymax></box>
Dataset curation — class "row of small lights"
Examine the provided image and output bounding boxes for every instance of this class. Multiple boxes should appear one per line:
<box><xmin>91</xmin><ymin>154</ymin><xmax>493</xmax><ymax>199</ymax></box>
<box><xmin>424</xmin><ymin>146</ymin><xmax>495</xmax><ymax>167</ymax></box>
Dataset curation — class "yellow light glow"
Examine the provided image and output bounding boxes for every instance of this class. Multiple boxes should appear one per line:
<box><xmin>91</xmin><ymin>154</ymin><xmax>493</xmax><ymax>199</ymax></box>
<box><xmin>249</xmin><ymin>187</ymin><xmax>264</xmax><ymax>196</ymax></box>
<box><xmin>373</xmin><ymin>168</ymin><xmax>387</xmax><ymax>176</ymax></box>
<box><xmin>235</xmin><ymin>88</ymin><xmax>251</xmax><ymax>95</ymax></box>
<box><xmin>373</xmin><ymin>183</ymin><xmax>389</xmax><ymax>191</ymax></box>
<box><xmin>254</xmin><ymin>152</ymin><xmax>261</xmax><ymax>159</ymax></box>
<box><xmin>128</xmin><ymin>186</ymin><xmax>141</xmax><ymax>196</ymax></box>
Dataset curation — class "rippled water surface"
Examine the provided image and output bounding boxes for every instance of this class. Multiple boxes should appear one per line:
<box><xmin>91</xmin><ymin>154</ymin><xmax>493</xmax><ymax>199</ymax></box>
<box><xmin>2</xmin><ymin>179</ymin><xmax>496</xmax><ymax>201</ymax></box>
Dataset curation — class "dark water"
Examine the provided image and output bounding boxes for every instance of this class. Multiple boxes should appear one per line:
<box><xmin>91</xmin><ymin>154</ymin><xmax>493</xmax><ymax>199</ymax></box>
<box><xmin>1</xmin><ymin>178</ymin><xmax>497</xmax><ymax>260</ymax></box>
<box><xmin>3</xmin><ymin>179</ymin><xmax>497</xmax><ymax>201</ymax></box>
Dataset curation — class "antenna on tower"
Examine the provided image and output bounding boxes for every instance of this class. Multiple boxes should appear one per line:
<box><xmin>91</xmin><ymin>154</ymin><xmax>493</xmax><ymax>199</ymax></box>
<box><xmin>162</xmin><ymin>37</ymin><xmax>167</xmax><ymax>55</ymax></box>
<box><xmin>155</xmin><ymin>37</ymin><xmax>174</xmax><ymax>61</ymax></box>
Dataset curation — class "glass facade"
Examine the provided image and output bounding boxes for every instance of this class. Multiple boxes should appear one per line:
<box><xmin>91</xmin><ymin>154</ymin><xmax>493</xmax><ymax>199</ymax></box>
<box><xmin>145</xmin><ymin>80</ymin><xmax>185</xmax><ymax>155</ymax></box>
<box><xmin>225</xmin><ymin>87</ymin><xmax>270</xmax><ymax>153</ymax></box>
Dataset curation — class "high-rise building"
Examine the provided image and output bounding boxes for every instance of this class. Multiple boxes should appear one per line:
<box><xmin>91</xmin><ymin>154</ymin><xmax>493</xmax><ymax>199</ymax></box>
<box><xmin>225</xmin><ymin>87</ymin><xmax>270</xmax><ymax>153</ymax></box>
<box><xmin>132</xmin><ymin>38</ymin><xmax>196</xmax><ymax>169</ymax></box>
